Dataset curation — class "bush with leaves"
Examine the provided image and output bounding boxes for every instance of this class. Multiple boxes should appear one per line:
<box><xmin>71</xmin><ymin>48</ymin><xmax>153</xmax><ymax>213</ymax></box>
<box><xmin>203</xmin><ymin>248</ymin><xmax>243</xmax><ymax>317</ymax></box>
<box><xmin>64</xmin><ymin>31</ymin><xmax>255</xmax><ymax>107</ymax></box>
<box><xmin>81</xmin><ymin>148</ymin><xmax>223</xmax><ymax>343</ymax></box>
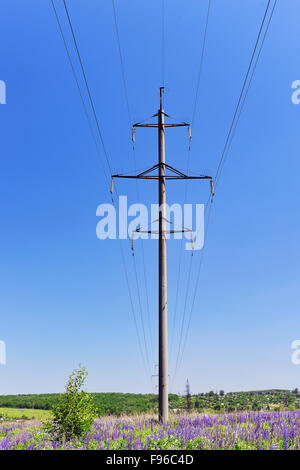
<box><xmin>44</xmin><ymin>365</ymin><xmax>97</xmax><ymax>443</ymax></box>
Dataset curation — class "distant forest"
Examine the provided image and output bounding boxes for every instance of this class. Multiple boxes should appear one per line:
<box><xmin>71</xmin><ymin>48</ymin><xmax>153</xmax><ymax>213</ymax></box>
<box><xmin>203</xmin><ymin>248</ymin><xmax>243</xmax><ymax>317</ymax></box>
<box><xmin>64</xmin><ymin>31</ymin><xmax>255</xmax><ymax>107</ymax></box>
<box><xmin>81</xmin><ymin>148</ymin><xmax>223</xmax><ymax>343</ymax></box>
<box><xmin>0</xmin><ymin>389</ymin><xmax>299</xmax><ymax>415</ymax></box>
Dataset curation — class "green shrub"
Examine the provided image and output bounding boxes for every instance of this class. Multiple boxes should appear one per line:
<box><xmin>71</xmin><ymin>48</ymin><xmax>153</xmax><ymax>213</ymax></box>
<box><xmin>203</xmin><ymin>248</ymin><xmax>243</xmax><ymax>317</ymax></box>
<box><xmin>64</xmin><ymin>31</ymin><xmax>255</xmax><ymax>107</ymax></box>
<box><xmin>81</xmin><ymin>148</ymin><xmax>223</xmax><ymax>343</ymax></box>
<box><xmin>44</xmin><ymin>365</ymin><xmax>97</xmax><ymax>443</ymax></box>
<box><xmin>21</xmin><ymin>415</ymin><xmax>30</xmax><ymax>420</ymax></box>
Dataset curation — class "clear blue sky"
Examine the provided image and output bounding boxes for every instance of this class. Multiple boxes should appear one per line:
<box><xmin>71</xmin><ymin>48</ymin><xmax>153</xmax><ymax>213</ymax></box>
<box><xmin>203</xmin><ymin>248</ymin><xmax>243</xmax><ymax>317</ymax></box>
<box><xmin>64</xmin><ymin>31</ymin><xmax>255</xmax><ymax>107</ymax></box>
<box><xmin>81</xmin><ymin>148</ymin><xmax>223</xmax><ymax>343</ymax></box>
<box><xmin>0</xmin><ymin>0</ymin><xmax>299</xmax><ymax>395</ymax></box>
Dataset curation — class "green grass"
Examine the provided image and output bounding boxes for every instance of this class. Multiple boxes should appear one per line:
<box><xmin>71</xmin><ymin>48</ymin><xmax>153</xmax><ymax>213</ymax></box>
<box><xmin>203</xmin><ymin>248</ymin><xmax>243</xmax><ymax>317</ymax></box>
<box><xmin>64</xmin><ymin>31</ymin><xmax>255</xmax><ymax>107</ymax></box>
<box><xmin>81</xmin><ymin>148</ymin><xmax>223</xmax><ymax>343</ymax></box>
<box><xmin>0</xmin><ymin>407</ymin><xmax>52</xmax><ymax>421</ymax></box>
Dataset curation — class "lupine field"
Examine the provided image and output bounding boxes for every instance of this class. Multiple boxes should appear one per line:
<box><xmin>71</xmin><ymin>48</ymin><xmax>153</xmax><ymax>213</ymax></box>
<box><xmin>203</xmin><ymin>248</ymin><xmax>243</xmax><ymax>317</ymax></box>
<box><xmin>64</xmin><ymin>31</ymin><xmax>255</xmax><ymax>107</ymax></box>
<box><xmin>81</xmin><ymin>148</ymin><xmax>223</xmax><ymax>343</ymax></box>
<box><xmin>0</xmin><ymin>411</ymin><xmax>299</xmax><ymax>450</ymax></box>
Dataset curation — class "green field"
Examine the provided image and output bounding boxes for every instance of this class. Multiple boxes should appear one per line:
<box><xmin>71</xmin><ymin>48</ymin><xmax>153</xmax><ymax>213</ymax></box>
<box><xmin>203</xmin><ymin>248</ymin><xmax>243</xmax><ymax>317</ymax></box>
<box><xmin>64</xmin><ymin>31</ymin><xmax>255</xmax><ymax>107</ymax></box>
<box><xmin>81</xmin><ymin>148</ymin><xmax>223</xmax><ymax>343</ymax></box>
<box><xmin>0</xmin><ymin>407</ymin><xmax>52</xmax><ymax>422</ymax></box>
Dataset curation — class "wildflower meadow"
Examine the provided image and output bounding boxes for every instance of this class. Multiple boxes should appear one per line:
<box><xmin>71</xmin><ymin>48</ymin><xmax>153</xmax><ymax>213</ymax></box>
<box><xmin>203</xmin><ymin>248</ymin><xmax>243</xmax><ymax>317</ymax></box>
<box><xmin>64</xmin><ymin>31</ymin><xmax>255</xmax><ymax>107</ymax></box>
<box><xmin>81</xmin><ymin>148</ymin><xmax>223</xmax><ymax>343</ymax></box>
<box><xmin>0</xmin><ymin>411</ymin><xmax>299</xmax><ymax>450</ymax></box>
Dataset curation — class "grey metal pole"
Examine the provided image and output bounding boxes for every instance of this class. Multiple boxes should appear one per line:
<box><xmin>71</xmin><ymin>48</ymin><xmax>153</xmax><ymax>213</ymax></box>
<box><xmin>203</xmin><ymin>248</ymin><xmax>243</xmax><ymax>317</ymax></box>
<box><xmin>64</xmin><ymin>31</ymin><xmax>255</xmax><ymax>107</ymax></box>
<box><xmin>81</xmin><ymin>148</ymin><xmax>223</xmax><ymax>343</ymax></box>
<box><xmin>112</xmin><ymin>91</ymin><xmax>212</xmax><ymax>422</ymax></box>
<box><xmin>158</xmin><ymin>87</ymin><xmax>168</xmax><ymax>423</ymax></box>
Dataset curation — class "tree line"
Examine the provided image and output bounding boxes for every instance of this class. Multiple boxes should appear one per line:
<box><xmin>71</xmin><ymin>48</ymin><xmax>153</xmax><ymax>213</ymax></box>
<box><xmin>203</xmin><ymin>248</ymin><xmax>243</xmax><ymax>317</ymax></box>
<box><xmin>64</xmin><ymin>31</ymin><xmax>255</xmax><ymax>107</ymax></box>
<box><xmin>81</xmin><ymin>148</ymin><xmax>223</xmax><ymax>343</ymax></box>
<box><xmin>0</xmin><ymin>389</ymin><xmax>299</xmax><ymax>415</ymax></box>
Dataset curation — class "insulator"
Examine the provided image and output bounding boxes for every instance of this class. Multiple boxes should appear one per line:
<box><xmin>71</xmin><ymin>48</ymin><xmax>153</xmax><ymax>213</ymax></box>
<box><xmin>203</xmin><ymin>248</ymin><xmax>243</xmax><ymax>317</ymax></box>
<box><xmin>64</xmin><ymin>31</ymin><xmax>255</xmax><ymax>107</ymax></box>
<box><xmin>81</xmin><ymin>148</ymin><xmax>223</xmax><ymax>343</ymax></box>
<box><xmin>131</xmin><ymin>236</ymin><xmax>134</xmax><ymax>252</ymax></box>
<box><xmin>210</xmin><ymin>179</ymin><xmax>215</xmax><ymax>196</ymax></box>
<box><xmin>110</xmin><ymin>177</ymin><xmax>114</xmax><ymax>194</ymax></box>
<box><xmin>131</xmin><ymin>128</ymin><xmax>135</xmax><ymax>143</ymax></box>
<box><xmin>188</xmin><ymin>126</ymin><xmax>192</xmax><ymax>141</ymax></box>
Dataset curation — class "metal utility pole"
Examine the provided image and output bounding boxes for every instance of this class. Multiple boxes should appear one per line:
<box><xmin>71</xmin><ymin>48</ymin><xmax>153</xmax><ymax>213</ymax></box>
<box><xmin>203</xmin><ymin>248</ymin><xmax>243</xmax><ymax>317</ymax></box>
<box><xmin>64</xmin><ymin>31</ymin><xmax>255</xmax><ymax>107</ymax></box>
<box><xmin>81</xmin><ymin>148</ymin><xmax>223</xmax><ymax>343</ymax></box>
<box><xmin>185</xmin><ymin>379</ymin><xmax>191</xmax><ymax>412</ymax></box>
<box><xmin>112</xmin><ymin>88</ymin><xmax>213</xmax><ymax>423</ymax></box>
<box><xmin>158</xmin><ymin>88</ymin><xmax>168</xmax><ymax>423</ymax></box>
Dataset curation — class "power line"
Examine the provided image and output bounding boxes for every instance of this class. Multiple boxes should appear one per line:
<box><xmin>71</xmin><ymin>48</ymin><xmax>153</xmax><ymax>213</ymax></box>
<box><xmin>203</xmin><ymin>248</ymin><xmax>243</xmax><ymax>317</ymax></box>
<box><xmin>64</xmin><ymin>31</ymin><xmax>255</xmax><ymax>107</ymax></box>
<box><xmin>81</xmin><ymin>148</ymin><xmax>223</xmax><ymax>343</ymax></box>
<box><xmin>51</xmin><ymin>0</ymin><xmax>152</xmax><ymax>384</ymax></box>
<box><xmin>50</xmin><ymin>0</ymin><xmax>110</xmax><ymax>191</ymax></box>
<box><xmin>62</xmin><ymin>0</ymin><xmax>152</xmax><ymax>379</ymax></box>
<box><xmin>113</xmin><ymin>88</ymin><xmax>212</xmax><ymax>422</ymax></box>
<box><xmin>191</xmin><ymin>0</ymin><xmax>211</xmax><ymax>128</ymax></box>
<box><xmin>216</xmin><ymin>0</ymin><xmax>278</xmax><ymax>184</ymax></box>
<box><xmin>52</xmin><ymin>0</ymin><xmax>277</xmax><ymax>396</ymax></box>
<box><xmin>111</xmin><ymin>0</ymin><xmax>155</xmax><ymax>363</ymax></box>
<box><xmin>171</xmin><ymin>0</ymin><xmax>277</xmax><ymax>385</ymax></box>
<box><xmin>173</xmin><ymin>197</ymin><xmax>213</xmax><ymax>384</ymax></box>
<box><xmin>172</xmin><ymin>250</ymin><xmax>193</xmax><ymax>382</ymax></box>
<box><xmin>214</xmin><ymin>0</ymin><xmax>272</xmax><ymax>186</ymax></box>
<box><xmin>170</xmin><ymin>0</ymin><xmax>211</xmax><ymax>370</ymax></box>
<box><xmin>119</xmin><ymin>244</ymin><xmax>152</xmax><ymax>379</ymax></box>
<box><xmin>132</xmin><ymin>251</ymin><xmax>152</xmax><ymax>376</ymax></box>
<box><xmin>169</xmin><ymin>144</ymin><xmax>192</xmax><ymax>369</ymax></box>
<box><xmin>62</xmin><ymin>0</ymin><xmax>113</xmax><ymax>177</ymax></box>
<box><xmin>111</xmin><ymin>0</ymin><xmax>131</xmax><ymax>126</ymax></box>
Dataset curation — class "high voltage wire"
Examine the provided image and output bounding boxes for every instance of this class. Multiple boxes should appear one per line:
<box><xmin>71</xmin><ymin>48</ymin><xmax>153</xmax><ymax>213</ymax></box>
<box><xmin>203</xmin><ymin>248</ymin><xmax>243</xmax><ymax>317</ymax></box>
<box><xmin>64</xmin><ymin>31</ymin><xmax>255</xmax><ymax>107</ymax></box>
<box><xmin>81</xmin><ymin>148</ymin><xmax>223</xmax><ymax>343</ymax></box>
<box><xmin>63</xmin><ymin>0</ymin><xmax>153</xmax><ymax>382</ymax></box>
<box><xmin>111</xmin><ymin>0</ymin><xmax>155</xmax><ymax>365</ymax></box>
<box><xmin>169</xmin><ymin>143</ymin><xmax>192</xmax><ymax>370</ymax></box>
<box><xmin>51</xmin><ymin>0</ymin><xmax>277</xmax><ymax>393</ymax></box>
<box><xmin>171</xmin><ymin>0</ymin><xmax>277</xmax><ymax>386</ymax></box>
<box><xmin>50</xmin><ymin>0</ymin><xmax>110</xmax><ymax>191</ymax></box>
<box><xmin>216</xmin><ymin>0</ymin><xmax>278</xmax><ymax>185</ymax></box>
<box><xmin>62</xmin><ymin>0</ymin><xmax>113</xmax><ymax>177</ymax></box>
<box><xmin>119</xmin><ymin>245</ymin><xmax>152</xmax><ymax>379</ymax></box>
<box><xmin>191</xmin><ymin>0</ymin><xmax>211</xmax><ymax>129</ymax></box>
<box><xmin>50</xmin><ymin>0</ymin><xmax>152</xmax><ymax>383</ymax></box>
<box><xmin>132</xmin><ymin>251</ymin><xmax>152</xmax><ymax>376</ymax></box>
<box><xmin>172</xmin><ymin>0</ymin><xmax>275</xmax><ymax>385</ymax></box>
<box><xmin>170</xmin><ymin>0</ymin><xmax>211</xmax><ymax>373</ymax></box>
<box><xmin>63</xmin><ymin>0</ymin><xmax>153</xmax><ymax>379</ymax></box>
<box><xmin>111</xmin><ymin>0</ymin><xmax>131</xmax><ymax>126</ymax></box>
<box><xmin>214</xmin><ymin>0</ymin><xmax>273</xmax><ymax>186</ymax></box>
<box><xmin>171</xmin><ymin>197</ymin><xmax>212</xmax><ymax>388</ymax></box>
<box><xmin>172</xmin><ymin>249</ymin><xmax>194</xmax><ymax>382</ymax></box>
<box><xmin>177</xmin><ymin>3</ymin><xmax>278</xmax><ymax>379</ymax></box>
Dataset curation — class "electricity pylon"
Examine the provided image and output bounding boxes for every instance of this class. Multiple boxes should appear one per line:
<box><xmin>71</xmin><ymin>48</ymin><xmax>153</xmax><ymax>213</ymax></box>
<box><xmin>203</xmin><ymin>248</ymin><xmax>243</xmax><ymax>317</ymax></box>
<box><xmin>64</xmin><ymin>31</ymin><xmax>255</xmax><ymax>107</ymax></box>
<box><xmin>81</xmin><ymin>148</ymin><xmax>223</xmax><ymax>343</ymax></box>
<box><xmin>113</xmin><ymin>88</ymin><xmax>213</xmax><ymax>423</ymax></box>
